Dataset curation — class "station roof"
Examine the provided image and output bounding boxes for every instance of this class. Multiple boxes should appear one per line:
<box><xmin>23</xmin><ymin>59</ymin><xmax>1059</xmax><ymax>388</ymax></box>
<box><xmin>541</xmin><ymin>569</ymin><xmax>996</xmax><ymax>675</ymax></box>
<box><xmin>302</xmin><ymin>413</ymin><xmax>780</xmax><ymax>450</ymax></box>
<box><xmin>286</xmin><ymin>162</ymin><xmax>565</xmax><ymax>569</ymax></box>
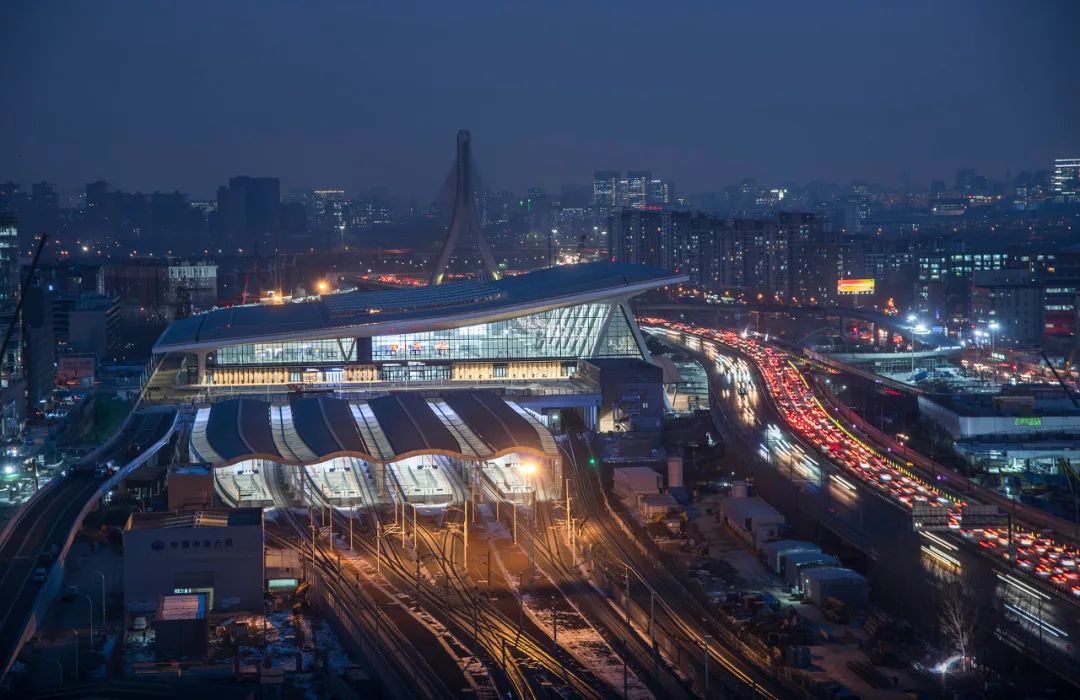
<box><xmin>190</xmin><ymin>391</ymin><xmax>558</xmax><ymax>467</ymax></box>
<box><xmin>154</xmin><ymin>262</ymin><xmax>685</xmax><ymax>352</ymax></box>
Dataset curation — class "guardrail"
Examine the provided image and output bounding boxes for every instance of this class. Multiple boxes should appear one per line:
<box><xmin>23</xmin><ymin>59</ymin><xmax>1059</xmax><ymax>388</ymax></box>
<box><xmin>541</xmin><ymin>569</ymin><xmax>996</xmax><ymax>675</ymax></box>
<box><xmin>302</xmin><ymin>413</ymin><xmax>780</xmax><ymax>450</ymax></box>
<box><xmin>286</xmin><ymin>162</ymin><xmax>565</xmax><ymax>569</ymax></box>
<box><xmin>1</xmin><ymin>410</ymin><xmax>180</xmax><ymax>680</ymax></box>
<box><xmin>811</xmin><ymin>376</ymin><xmax>1080</xmax><ymax>548</ymax></box>
<box><xmin>0</xmin><ymin>355</ymin><xmax>167</xmax><ymax>552</ymax></box>
<box><xmin>803</xmin><ymin>350</ymin><xmax>924</xmax><ymax>395</ymax></box>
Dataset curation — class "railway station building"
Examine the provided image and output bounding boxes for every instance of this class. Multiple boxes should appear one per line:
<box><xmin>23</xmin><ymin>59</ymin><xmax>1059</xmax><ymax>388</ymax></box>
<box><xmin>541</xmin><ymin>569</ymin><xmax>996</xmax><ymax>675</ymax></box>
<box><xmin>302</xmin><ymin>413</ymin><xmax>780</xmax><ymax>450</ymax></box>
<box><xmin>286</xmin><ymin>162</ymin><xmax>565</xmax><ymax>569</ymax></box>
<box><xmin>152</xmin><ymin>262</ymin><xmax>682</xmax><ymax>390</ymax></box>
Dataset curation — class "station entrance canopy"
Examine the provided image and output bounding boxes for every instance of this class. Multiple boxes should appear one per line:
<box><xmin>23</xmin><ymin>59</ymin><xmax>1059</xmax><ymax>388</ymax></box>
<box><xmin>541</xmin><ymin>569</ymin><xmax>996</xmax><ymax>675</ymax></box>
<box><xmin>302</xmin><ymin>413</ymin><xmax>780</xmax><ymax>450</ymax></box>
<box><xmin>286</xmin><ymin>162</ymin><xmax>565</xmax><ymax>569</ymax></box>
<box><xmin>190</xmin><ymin>392</ymin><xmax>559</xmax><ymax>467</ymax></box>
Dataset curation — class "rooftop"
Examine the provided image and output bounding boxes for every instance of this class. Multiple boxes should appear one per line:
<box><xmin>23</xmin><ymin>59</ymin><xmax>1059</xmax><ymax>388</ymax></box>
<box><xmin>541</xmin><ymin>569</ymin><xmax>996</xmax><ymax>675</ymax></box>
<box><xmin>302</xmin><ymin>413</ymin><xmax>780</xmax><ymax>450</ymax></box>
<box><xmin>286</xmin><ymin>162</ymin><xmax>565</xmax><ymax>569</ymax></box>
<box><xmin>189</xmin><ymin>391</ymin><xmax>559</xmax><ymax>467</ymax></box>
<box><xmin>127</xmin><ymin>507</ymin><xmax>263</xmax><ymax>531</ymax></box>
<box><xmin>800</xmin><ymin>567</ymin><xmax>867</xmax><ymax>583</ymax></box>
<box><xmin>923</xmin><ymin>391</ymin><xmax>1080</xmax><ymax>418</ymax></box>
<box><xmin>155</xmin><ymin>262</ymin><xmax>684</xmax><ymax>351</ymax></box>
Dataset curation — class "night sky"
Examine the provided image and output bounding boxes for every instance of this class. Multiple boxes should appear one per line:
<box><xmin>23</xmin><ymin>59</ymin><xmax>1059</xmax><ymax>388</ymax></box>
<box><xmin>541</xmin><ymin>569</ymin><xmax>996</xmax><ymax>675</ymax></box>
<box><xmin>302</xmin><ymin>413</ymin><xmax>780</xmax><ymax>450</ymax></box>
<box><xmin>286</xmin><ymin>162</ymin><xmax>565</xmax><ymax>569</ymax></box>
<box><xmin>2</xmin><ymin>0</ymin><xmax>1078</xmax><ymax>198</ymax></box>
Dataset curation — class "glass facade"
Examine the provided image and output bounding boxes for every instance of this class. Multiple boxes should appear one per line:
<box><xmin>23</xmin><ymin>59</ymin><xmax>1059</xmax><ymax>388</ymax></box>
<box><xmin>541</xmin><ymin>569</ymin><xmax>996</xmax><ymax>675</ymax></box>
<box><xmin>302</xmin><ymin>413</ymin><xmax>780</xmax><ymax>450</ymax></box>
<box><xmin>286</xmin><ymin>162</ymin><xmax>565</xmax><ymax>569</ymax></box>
<box><xmin>207</xmin><ymin>302</ymin><xmax>643</xmax><ymax>368</ymax></box>
<box><xmin>370</xmin><ymin>302</ymin><xmax>642</xmax><ymax>362</ymax></box>
<box><xmin>213</xmin><ymin>338</ymin><xmax>357</xmax><ymax>365</ymax></box>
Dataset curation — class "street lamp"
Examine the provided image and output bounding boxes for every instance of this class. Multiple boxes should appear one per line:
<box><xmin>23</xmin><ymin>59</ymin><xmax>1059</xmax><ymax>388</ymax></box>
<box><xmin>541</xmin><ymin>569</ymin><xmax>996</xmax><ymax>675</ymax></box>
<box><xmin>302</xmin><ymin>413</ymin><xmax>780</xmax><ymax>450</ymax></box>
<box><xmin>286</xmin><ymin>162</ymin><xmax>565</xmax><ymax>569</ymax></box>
<box><xmin>703</xmin><ymin>634</ymin><xmax>712</xmax><ymax>694</ymax></box>
<box><xmin>989</xmin><ymin>320</ymin><xmax>1000</xmax><ymax>356</ymax></box>
<box><xmin>69</xmin><ymin>627</ymin><xmax>79</xmax><ymax>683</ymax></box>
<box><xmin>90</xmin><ymin>569</ymin><xmax>107</xmax><ymax>631</ymax></box>
<box><xmin>76</xmin><ymin>591</ymin><xmax>94</xmax><ymax>645</ymax></box>
<box><xmin>896</xmin><ymin>432</ymin><xmax>909</xmax><ymax>457</ymax></box>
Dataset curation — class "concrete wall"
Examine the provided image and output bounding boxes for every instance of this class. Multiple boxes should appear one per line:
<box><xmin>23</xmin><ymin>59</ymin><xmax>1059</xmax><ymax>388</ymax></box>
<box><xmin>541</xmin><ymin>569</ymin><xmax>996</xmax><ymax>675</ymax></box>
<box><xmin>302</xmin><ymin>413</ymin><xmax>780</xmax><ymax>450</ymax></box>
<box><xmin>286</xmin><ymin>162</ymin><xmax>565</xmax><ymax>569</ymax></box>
<box><xmin>123</xmin><ymin>523</ymin><xmax>264</xmax><ymax>612</ymax></box>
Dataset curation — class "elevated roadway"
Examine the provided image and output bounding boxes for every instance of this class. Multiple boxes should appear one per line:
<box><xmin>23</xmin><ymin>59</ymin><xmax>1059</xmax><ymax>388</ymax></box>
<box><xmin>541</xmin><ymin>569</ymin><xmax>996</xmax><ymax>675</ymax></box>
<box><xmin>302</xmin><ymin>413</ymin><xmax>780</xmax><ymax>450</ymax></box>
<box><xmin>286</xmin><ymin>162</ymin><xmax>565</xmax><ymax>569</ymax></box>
<box><xmin>648</xmin><ymin>321</ymin><xmax>1080</xmax><ymax>687</ymax></box>
<box><xmin>0</xmin><ymin>408</ymin><xmax>179</xmax><ymax>679</ymax></box>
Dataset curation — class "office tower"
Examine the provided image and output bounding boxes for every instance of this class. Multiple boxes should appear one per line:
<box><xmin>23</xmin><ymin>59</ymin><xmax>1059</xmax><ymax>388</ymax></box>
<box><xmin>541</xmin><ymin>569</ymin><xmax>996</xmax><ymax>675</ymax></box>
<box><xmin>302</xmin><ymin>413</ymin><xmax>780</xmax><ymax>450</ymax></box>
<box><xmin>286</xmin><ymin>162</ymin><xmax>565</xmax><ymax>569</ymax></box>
<box><xmin>623</xmin><ymin>171</ymin><xmax>651</xmax><ymax>209</ymax></box>
<box><xmin>1053</xmin><ymin>158</ymin><xmax>1080</xmax><ymax>203</ymax></box>
<box><xmin>647</xmin><ymin>178</ymin><xmax>672</xmax><ymax>206</ymax></box>
<box><xmin>0</xmin><ymin>214</ymin><xmax>19</xmax><ymax>304</ymax></box>
<box><xmin>593</xmin><ymin>171</ymin><xmax>619</xmax><ymax>209</ymax></box>
<box><xmin>971</xmin><ymin>270</ymin><xmax>1044</xmax><ymax>346</ymax></box>
<box><xmin>311</xmin><ymin>189</ymin><xmax>346</xmax><ymax>230</ymax></box>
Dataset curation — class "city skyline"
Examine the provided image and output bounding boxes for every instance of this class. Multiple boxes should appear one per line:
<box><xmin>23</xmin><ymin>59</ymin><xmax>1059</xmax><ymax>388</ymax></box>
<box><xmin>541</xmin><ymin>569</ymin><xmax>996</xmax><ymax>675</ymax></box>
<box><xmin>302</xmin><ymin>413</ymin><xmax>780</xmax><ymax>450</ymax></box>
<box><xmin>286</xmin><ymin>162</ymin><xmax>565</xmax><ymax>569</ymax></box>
<box><xmin>3</xmin><ymin>1</ymin><xmax>1079</xmax><ymax>198</ymax></box>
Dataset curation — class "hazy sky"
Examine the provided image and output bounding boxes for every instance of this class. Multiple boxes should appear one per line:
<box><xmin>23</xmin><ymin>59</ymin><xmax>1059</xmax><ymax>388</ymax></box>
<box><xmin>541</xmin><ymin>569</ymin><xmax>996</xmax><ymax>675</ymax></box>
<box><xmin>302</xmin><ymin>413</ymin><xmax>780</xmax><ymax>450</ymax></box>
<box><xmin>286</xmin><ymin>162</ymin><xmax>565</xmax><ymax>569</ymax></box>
<box><xmin>2</xmin><ymin>0</ymin><xmax>1078</xmax><ymax>199</ymax></box>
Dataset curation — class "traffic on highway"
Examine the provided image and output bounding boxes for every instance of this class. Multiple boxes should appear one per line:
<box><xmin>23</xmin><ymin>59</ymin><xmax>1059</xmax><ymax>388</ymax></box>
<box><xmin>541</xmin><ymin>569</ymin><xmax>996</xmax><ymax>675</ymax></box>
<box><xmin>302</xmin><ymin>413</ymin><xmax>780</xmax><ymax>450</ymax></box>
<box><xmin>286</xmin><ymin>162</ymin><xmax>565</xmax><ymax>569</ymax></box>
<box><xmin>642</xmin><ymin>318</ymin><xmax>1080</xmax><ymax>605</ymax></box>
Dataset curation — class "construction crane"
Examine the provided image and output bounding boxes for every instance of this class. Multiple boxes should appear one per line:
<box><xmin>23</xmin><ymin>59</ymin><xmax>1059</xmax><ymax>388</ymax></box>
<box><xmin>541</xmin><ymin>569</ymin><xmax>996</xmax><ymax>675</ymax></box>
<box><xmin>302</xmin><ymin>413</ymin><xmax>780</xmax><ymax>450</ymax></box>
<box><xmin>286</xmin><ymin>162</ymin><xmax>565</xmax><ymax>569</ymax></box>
<box><xmin>0</xmin><ymin>232</ymin><xmax>50</xmax><ymax>400</ymax></box>
<box><xmin>1041</xmin><ymin>350</ymin><xmax>1079</xmax><ymax>408</ymax></box>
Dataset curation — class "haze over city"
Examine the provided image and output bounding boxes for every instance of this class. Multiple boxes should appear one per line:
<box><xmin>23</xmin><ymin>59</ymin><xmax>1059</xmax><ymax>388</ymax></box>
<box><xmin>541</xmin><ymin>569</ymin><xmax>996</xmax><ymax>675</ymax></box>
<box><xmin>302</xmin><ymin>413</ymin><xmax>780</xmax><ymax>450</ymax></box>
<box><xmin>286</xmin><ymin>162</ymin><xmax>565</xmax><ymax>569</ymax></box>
<box><xmin>3</xmin><ymin>0</ymin><xmax>1079</xmax><ymax>197</ymax></box>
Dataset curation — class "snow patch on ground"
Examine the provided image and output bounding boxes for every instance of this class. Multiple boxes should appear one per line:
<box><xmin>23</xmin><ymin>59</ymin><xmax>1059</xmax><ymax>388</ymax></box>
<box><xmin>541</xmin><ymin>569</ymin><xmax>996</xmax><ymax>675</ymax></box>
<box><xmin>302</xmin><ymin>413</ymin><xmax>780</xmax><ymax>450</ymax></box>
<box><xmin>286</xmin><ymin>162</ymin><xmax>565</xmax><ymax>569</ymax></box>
<box><xmin>521</xmin><ymin>593</ymin><xmax>653</xmax><ymax>700</ymax></box>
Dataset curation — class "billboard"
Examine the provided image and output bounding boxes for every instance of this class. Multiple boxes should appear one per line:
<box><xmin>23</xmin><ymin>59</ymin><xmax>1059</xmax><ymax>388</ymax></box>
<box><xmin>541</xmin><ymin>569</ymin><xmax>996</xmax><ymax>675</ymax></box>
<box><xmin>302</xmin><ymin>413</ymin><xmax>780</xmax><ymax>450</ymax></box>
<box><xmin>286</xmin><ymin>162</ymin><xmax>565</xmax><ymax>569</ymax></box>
<box><xmin>837</xmin><ymin>278</ymin><xmax>875</xmax><ymax>295</ymax></box>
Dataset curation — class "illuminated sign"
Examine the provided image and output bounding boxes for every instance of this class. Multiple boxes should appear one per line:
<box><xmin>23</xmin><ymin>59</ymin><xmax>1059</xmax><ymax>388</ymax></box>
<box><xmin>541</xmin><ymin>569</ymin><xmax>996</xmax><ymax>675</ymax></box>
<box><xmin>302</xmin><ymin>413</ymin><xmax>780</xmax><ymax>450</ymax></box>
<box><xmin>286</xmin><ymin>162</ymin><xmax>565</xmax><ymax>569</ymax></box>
<box><xmin>1014</xmin><ymin>417</ymin><xmax>1042</xmax><ymax>427</ymax></box>
<box><xmin>837</xmin><ymin>278</ymin><xmax>875</xmax><ymax>295</ymax></box>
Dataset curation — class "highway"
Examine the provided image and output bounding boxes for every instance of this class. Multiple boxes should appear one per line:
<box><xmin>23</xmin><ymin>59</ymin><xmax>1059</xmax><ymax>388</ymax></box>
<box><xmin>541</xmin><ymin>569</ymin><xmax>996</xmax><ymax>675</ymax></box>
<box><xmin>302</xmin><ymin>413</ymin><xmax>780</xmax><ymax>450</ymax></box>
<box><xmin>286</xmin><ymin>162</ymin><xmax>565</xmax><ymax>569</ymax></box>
<box><xmin>644</xmin><ymin>318</ymin><xmax>1080</xmax><ymax>685</ymax></box>
<box><xmin>0</xmin><ymin>408</ymin><xmax>178</xmax><ymax>678</ymax></box>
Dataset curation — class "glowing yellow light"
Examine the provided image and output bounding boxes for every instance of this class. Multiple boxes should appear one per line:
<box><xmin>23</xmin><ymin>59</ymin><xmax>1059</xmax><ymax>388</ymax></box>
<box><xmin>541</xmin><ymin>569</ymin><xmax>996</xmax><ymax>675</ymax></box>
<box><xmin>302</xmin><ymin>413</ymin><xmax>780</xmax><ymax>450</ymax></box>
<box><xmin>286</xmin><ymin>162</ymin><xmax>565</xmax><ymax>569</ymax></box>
<box><xmin>519</xmin><ymin>462</ymin><xmax>537</xmax><ymax>476</ymax></box>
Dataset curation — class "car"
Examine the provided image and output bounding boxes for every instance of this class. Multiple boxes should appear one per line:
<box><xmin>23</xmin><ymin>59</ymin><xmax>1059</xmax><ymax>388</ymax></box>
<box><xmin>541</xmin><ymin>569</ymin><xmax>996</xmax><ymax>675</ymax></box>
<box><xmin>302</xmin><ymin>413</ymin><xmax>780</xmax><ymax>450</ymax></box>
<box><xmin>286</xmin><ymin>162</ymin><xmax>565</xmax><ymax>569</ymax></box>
<box><xmin>31</xmin><ymin>567</ymin><xmax>47</xmax><ymax>584</ymax></box>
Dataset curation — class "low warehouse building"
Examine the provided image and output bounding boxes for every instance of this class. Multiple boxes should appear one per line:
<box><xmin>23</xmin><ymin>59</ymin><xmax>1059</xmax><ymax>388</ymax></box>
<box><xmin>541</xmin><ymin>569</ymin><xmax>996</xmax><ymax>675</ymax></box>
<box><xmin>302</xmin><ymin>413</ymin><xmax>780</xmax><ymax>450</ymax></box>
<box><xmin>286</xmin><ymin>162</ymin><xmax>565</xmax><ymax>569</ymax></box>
<box><xmin>123</xmin><ymin>507</ymin><xmax>265</xmax><ymax>613</ymax></box>
<box><xmin>801</xmin><ymin>567</ymin><xmax>870</xmax><ymax>607</ymax></box>
<box><xmin>763</xmin><ymin>539</ymin><xmax>820</xmax><ymax>574</ymax></box>
<box><xmin>612</xmin><ymin>467</ymin><xmax>662</xmax><ymax>502</ymax></box>
<box><xmin>783</xmin><ymin>550</ymin><xmax>840</xmax><ymax>587</ymax></box>
<box><xmin>719</xmin><ymin>496</ymin><xmax>786</xmax><ymax>549</ymax></box>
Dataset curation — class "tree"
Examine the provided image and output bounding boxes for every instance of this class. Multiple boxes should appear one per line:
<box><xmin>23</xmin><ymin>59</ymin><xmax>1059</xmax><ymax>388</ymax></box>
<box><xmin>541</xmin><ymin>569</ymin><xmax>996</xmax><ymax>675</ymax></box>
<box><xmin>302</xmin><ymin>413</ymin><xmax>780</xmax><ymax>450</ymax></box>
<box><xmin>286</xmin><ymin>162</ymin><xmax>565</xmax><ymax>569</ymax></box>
<box><xmin>939</xmin><ymin>578</ymin><xmax>976</xmax><ymax>670</ymax></box>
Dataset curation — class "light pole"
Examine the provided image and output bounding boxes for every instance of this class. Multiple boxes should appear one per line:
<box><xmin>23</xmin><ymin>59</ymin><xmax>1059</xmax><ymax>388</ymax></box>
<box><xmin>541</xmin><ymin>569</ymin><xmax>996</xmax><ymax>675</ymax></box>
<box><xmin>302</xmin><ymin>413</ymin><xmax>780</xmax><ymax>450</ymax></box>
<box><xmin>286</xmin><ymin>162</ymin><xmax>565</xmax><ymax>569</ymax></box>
<box><xmin>989</xmin><ymin>320</ymin><xmax>1000</xmax><ymax>357</ymax></box>
<box><xmin>703</xmin><ymin>634</ymin><xmax>712</xmax><ymax>696</ymax></box>
<box><xmin>90</xmin><ymin>569</ymin><xmax>107</xmax><ymax>630</ymax></box>
<box><xmin>76</xmin><ymin>592</ymin><xmax>94</xmax><ymax>646</ymax></box>
<box><xmin>896</xmin><ymin>433</ymin><xmax>909</xmax><ymax>462</ymax></box>
<box><xmin>69</xmin><ymin>627</ymin><xmax>79</xmax><ymax>683</ymax></box>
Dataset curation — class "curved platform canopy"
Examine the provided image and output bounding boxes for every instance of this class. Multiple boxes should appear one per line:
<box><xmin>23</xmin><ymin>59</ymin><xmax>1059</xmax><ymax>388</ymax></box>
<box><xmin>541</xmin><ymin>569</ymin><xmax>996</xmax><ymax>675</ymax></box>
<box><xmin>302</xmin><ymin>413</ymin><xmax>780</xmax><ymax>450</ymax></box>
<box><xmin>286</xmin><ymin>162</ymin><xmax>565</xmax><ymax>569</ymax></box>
<box><xmin>154</xmin><ymin>262</ymin><xmax>685</xmax><ymax>353</ymax></box>
<box><xmin>190</xmin><ymin>391</ymin><xmax>558</xmax><ymax>467</ymax></box>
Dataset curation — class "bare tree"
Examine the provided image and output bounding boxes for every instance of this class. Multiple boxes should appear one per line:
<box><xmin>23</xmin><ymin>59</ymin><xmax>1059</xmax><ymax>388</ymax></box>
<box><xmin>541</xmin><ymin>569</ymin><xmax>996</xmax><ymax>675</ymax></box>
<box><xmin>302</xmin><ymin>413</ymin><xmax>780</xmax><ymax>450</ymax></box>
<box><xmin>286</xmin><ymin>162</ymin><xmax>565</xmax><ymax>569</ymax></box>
<box><xmin>939</xmin><ymin>579</ymin><xmax>976</xmax><ymax>670</ymax></box>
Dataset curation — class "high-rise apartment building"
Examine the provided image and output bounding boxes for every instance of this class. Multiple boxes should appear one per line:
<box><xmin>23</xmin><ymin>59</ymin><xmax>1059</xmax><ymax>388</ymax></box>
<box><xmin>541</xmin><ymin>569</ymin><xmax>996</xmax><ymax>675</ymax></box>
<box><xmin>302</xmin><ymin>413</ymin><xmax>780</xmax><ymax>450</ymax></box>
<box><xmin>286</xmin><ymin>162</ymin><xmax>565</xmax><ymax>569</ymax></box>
<box><xmin>1052</xmin><ymin>158</ymin><xmax>1080</xmax><ymax>203</ymax></box>
<box><xmin>215</xmin><ymin>176</ymin><xmax>280</xmax><ymax>245</ymax></box>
